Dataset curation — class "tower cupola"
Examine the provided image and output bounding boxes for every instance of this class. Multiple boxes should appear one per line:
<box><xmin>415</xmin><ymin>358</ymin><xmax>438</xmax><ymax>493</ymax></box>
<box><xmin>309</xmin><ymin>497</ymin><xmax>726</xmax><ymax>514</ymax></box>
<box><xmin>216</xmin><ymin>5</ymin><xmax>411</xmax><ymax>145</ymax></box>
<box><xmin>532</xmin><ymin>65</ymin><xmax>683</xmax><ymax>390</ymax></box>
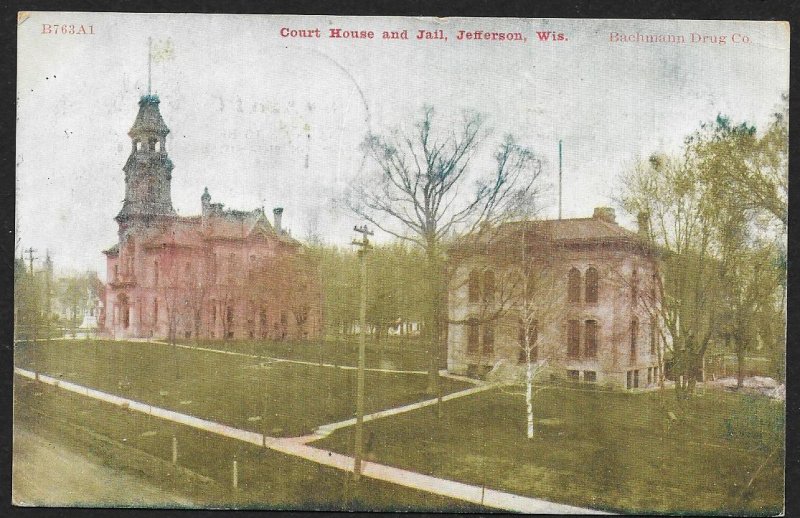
<box><xmin>115</xmin><ymin>94</ymin><xmax>176</xmax><ymax>226</ymax></box>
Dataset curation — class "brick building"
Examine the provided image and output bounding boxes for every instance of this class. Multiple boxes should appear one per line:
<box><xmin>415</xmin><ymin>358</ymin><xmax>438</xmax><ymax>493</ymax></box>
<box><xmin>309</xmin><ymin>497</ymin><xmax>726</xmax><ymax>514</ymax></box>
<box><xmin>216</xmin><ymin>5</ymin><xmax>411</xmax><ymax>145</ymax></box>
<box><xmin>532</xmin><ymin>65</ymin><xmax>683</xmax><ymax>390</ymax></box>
<box><xmin>446</xmin><ymin>208</ymin><xmax>663</xmax><ymax>389</ymax></box>
<box><xmin>101</xmin><ymin>94</ymin><xmax>322</xmax><ymax>341</ymax></box>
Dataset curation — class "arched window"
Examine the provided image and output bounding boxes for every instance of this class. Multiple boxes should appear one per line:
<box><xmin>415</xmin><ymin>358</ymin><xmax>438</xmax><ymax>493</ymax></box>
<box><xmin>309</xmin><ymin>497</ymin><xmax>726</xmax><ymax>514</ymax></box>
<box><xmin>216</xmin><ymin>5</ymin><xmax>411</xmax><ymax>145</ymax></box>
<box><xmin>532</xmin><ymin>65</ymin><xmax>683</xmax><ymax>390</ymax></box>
<box><xmin>467</xmin><ymin>318</ymin><xmax>480</xmax><ymax>353</ymax></box>
<box><xmin>584</xmin><ymin>320</ymin><xmax>598</xmax><ymax>357</ymax></box>
<box><xmin>650</xmin><ymin>318</ymin><xmax>658</xmax><ymax>355</ymax></box>
<box><xmin>468</xmin><ymin>270</ymin><xmax>481</xmax><ymax>303</ymax></box>
<box><xmin>568</xmin><ymin>268</ymin><xmax>581</xmax><ymax>303</ymax></box>
<box><xmin>483</xmin><ymin>270</ymin><xmax>495</xmax><ymax>303</ymax></box>
<box><xmin>567</xmin><ymin>319</ymin><xmax>580</xmax><ymax>358</ymax></box>
<box><xmin>585</xmin><ymin>267</ymin><xmax>599</xmax><ymax>303</ymax></box>
<box><xmin>483</xmin><ymin>322</ymin><xmax>495</xmax><ymax>354</ymax></box>
<box><xmin>631</xmin><ymin>266</ymin><xmax>640</xmax><ymax>306</ymax></box>
<box><xmin>630</xmin><ymin>317</ymin><xmax>639</xmax><ymax>362</ymax></box>
<box><xmin>650</xmin><ymin>273</ymin><xmax>658</xmax><ymax>305</ymax></box>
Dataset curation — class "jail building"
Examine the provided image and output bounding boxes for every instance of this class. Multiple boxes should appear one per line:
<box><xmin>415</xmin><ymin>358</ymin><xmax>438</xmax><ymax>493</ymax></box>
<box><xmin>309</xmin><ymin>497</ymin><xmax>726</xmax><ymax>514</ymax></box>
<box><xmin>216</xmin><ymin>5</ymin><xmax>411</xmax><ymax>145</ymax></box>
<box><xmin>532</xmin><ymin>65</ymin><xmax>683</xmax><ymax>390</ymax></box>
<box><xmin>100</xmin><ymin>94</ymin><xmax>322</xmax><ymax>341</ymax></box>
<box><xmin>446</xmin><ymin>208</ymin><xmax>663</xmax><ymax>389</ymax></box>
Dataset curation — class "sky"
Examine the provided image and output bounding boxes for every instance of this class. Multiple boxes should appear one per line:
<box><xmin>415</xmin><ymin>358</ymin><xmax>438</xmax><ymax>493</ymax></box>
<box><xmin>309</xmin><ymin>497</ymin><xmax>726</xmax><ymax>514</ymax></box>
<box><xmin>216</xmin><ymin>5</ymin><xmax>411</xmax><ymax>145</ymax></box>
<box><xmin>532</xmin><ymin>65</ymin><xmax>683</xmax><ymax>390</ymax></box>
<box><xmin>16</xmin><ymin>14</ymin><xmax>789</xmax><ymax>280</ymax></box>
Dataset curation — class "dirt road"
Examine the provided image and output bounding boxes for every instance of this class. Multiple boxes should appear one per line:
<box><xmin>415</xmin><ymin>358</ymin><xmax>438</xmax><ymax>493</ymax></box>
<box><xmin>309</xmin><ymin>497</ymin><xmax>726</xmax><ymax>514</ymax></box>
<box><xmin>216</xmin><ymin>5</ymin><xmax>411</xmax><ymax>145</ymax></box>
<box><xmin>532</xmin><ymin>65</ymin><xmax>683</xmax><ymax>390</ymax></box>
<box><xmin>12</xmin><ymin>426</ymin><xmax>193</xmax><ymax>507</ymax></box>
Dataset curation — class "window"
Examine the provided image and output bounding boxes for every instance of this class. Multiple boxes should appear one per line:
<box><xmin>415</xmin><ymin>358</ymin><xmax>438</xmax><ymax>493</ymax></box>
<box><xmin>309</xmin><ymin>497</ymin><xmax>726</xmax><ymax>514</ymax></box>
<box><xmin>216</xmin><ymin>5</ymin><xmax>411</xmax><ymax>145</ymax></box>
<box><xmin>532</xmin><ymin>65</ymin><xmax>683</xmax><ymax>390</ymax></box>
<box><xmin>631</xmin><ymin>266</ymin><xmax>639</xmax><ymax>305</ymax></box>
<box><xmin>467</xmin><ymin>318</ymin><xmax>480</xmax><ymax>353</ymax></box>
<box><xmin>153</xmin><ymin>298</ymin><xmax>158</xmax><ymax>325</ymax></box>
<box><xmin>483</xmin><ymin>323</ymin><xmax>495</xmax><ymax>355</ymax></box>
<box><xmin>647</xmin><ymin>367</ymin><xmax>653</xmax><ymax>385</ymax></box>
<box><xmin>154</xmin><ymin>261</ymin><xmax>159</xmax><ymax>287</ymax></box>
<box><xmin>114</xmin><ymin>264</ymin><xmax>119</xmax><ymax>281</ymax></box>
<box><xmin>630</xmin><ymin>318</ymin><xmax>639</xmax><ymax>362</ymax></box>
<box><xmin>568</xmin><ymin>268</ymin><xmax>581</xmax><ymax>303</ymax></box>
<box><xmin>626</xmin><ymin>370</ymin><xmax>632</xmax><ymax>389</ymax></box>
<box><xmin>154</xmin><ymin>140</ymin><xmax>161</xmax><ymax>152</ymax></box>
<box><xmin>567</xmin><ymin>319</ymin><xmax>580</xmax><ymax>358</ymax></box>
<box><xmin>567</xmin><ymin>370</ymin><xmax>580</xmax><ymax>381</ymax></box>
<box><xmin>650</xmin><ymin>318</ymin><xmax>657</xmax><ymax>355</ymax></box>
<box><xmin>585</xmin><ymin>267</ymin><xmax>599</xmax><ymax>303</ymax></box>
<box><xmin>468</xmin><ymin>270</ymin><xmax>481</xmax><ymax>303</ymax></box>
<box><xmin>135</xmin><ymin>141</ymin><xmax>142</xmax><ymax>151</ymax></box>
<box><xmin>633</xmin><ymin>369</ymin><xmax>640</xmax><ymax>388</ymax></box>
<box><xmin>651</xmin><ymin>273</ymin><xmax>658</xmax><ymax>305</ymax></box>
<box><xmin>483</xmin><ymin>270</ymin><xmax>495</xmax><ymax>303</ymax></box>
<box><xmin>584</xmin><ymin>371</ymin><xmax>597</xmax><ymax>382</ymax></box>
<box><xmin>518</xmin><ymin>320</ymin><xmax>538</xmax><ymax>363</ymax></box>
<box><xmin>584</xmin><ymin>320</ymin><xmax>598</xmax><ymax>358</ymax></box>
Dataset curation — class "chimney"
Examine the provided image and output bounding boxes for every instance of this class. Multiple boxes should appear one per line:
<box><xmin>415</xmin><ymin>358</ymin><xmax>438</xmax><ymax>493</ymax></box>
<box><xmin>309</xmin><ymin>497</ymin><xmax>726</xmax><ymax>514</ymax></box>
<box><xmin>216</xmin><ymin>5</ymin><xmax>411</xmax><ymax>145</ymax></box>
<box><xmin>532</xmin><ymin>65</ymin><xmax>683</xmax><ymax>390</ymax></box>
<box><xmin>592</xmin><ymin>207</ymin><xmax>617</xmax><ymax>224</ymax></box>
<box><xmin>273</xmin><ymin>207</ymin><xmax>284</xmax><ymax>234</ymax></box>
<box><xmin>201</xmin><ymin>188</ymin><xmax>211</xmax><ymax>230</ymax></box>
<box><xmin>637</xmin><ymin>211</ymin><xmax>651</xmax><ymax>239</ymax></box>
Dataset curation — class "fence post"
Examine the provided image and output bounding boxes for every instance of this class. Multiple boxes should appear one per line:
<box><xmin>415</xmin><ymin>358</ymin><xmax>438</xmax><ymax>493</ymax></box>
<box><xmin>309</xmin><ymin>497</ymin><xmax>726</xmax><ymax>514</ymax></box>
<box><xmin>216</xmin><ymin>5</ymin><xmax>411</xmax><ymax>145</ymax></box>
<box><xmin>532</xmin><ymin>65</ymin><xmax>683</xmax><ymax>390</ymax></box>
<box><xmin>172</xmin><ymin>435</ymin><xmax>178</xmax><ymax>465</ymax></box>
<box><xmin>232</xmin><ymin>457</ymin><xmax>238</xmax><ymax>489</ymax></box>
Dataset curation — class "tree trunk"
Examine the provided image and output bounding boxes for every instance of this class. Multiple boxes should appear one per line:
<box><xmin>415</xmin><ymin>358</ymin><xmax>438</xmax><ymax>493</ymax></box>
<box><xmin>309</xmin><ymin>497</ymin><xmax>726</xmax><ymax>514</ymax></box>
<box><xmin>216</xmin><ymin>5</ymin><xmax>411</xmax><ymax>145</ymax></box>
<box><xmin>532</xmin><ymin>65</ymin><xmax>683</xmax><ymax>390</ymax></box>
<box><xmin>736</xmin><ymin>341</ymin><xmax>745</xmax><ymax>389</ymax></box>
<box><xmin>526</xmin><ymin>352</ymin><xmax>534</xmax><ymax>439</ymax></box>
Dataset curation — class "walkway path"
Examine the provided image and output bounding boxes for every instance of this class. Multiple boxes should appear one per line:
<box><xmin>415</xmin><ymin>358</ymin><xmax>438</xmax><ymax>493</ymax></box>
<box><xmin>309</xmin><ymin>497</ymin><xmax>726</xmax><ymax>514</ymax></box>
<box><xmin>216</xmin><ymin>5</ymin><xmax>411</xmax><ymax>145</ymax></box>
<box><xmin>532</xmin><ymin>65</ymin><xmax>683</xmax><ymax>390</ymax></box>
<box><xmin>15</xmin><ymin>367</ymin><xmax>605</xmax><ymax>514</ymax></box>
<box><xmin>310</xmin><ymin>382</ymin><xmax>497</xmax><ymax>439</ymax></box>
<box><xmin>144</xmin><ymin>340</ymin><xmax>429</xmax><ymax>375</ymax></box>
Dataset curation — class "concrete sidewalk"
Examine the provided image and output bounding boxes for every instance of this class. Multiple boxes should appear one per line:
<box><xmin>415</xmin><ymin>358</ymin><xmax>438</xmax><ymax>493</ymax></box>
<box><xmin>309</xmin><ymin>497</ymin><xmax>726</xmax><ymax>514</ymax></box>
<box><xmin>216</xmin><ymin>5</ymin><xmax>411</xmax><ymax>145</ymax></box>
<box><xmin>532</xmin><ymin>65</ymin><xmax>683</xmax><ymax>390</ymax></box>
<box><xmin>312</xmin><ymin>382</ymin><xmax>497</xmax><ymax>439</ymax></box>
<box><xmin>145</xmin><ymin>340</ymin><xmax>429</xmax><ymax>375</ymax></box>
<box><xmin>15</xmin><ymin>367</ymin><xmax>606</xmax><ymax>514</ymax></box>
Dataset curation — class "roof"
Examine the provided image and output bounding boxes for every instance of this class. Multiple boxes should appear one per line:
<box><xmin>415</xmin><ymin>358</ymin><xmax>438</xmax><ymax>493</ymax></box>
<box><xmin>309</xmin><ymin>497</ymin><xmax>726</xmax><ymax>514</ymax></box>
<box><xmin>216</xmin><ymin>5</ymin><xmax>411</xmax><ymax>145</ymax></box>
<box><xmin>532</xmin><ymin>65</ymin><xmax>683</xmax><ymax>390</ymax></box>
<box><xmin>129</xmin><ymin>95</ymin><xmax>170</xmax><ymax>137</ymax></box>
<box><xmin>449</xmin><ymin>213</ymin><xmax>652</xmax><ymax>258</ymax></box>
<box><xmin>137</xmin><ymin>208</ymin><xmax>300</xmax><ymax>249</ymax></box>
<box><xmin>502</xmin><ymin>217</ymin><xmax>638</xmax><ymax>242</ymax></box>
<box><xmin>102</xmin><ymin>243</ymin><xmax>119</xmax><ymax>255</ymax></box>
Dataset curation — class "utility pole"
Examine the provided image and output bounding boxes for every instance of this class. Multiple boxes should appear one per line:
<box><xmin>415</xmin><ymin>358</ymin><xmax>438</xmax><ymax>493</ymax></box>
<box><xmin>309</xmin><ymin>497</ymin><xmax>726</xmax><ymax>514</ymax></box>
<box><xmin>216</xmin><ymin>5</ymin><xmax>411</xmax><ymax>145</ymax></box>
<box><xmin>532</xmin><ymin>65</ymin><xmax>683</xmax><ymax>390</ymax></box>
<box><xmin>351</xmin><ymin>224</ymin><xmax>373</xmax><ymax>482</ymax></box>
<box><xmin>24</xmin><ymin>247</ymin><xmax>36</xmax><ymax>274</ymax></box>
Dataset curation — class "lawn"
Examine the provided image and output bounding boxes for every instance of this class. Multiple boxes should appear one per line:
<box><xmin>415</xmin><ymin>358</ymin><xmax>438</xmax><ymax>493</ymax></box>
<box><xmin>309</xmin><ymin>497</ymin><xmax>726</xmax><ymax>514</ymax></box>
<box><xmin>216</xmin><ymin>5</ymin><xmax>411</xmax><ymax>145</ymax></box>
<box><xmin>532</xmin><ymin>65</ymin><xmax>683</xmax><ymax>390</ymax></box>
<box><xmin>175</xmin><ymin>335</ymin><xmax>434</xmax><ymax>372</ymax></box>
<box><xmin>315</xmin><ymin>384</ymin><xmax>785</xmax><ymax>514</ymax></box>
<box><xmin>14</xmin><ymin>339</ymin><xmax>469</xmax><ymax>437</ymax></box>
<box><xmin>13</xmin><ymin>378</ymin><xmax>486</xmax><ymax>511</ymax></box>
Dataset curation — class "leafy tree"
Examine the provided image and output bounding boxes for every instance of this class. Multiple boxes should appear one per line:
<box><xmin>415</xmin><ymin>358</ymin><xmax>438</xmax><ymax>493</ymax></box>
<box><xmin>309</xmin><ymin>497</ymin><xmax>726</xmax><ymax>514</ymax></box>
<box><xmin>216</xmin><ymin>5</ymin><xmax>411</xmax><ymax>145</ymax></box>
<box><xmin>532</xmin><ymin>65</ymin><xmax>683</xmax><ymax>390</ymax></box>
<box><xmin>619</xmin><ymin>106</ymin><xmax>787</xmax><ymax>396</ymax></box>
<box><xmin>619</xmin><ymin>153</ymin><xmax>724</xmax><ymax>397</ymax></box>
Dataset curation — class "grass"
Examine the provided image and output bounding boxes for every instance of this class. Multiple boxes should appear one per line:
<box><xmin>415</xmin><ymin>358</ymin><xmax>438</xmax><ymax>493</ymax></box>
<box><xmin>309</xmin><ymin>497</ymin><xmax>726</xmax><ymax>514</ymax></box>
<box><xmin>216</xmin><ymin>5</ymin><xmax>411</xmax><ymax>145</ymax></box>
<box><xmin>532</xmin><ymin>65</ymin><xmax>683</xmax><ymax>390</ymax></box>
<box><xmin>14</xmin><ymin>378</ymin><xmax>487</xmax><ymax>511</ymax></box>
<box><xmin>14</xmin><ymin>339</ymin><xmax>468</xmax><ymax>437</ymax></box>
<box><xmin>174</xmin><ymin>335</ymin><xmax>435</xmax><ymax>372</ymax></box>
<box><xmin>315</xmin><ymin>383</ymin><xmax>785</xmax><ymax>515</ymax></box>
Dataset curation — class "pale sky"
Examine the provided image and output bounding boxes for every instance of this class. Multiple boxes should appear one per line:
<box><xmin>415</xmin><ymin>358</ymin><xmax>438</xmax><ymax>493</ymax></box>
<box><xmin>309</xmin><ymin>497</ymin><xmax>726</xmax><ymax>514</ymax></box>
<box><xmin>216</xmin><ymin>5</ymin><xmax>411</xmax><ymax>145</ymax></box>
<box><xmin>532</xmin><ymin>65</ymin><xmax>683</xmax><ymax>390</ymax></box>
<box><xmin>16</xmin><ymin>14</ymin><xmax>789</xmax><ymax>279</ymax></box>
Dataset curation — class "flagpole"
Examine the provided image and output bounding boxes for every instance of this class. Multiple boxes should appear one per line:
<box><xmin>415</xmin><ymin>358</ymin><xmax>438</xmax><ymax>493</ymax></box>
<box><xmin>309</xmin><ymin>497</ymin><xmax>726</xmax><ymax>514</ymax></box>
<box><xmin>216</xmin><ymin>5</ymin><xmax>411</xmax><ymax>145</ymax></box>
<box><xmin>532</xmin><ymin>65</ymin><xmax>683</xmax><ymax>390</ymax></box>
<box><xmin>147</xmin><ymin>37</ymin><xmax>152</xmax><ymax>95</ymax></box>
<box><xmin>558</xmin><ymin>139</ymin><xmax>563</xmax><ymax>220</ymax></box>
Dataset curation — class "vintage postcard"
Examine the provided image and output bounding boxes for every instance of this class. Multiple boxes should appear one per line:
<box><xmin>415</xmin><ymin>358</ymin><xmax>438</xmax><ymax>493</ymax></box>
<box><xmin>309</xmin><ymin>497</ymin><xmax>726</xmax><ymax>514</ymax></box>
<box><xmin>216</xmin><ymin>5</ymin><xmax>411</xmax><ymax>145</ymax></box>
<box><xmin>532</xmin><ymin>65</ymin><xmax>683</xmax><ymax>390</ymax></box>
<box><xmin>14</xmin><ymin>12</ymin><xmax>788</xmax><ymax>514</ymax></box>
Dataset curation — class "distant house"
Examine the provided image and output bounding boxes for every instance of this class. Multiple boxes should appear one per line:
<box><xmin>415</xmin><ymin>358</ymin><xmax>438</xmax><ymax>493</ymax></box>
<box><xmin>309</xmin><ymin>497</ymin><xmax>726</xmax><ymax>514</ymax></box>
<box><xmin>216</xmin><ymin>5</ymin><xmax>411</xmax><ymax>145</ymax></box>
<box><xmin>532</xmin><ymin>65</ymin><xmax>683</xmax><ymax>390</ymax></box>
<box><xmin>100</xmin><ymin>94</ymin><xmax>322</xmax><ymax>341</ymax></box>
<box><xmin>446</xmin><ymin>208</ymin><xmax>663</xmax><ymax>389</ymax></box>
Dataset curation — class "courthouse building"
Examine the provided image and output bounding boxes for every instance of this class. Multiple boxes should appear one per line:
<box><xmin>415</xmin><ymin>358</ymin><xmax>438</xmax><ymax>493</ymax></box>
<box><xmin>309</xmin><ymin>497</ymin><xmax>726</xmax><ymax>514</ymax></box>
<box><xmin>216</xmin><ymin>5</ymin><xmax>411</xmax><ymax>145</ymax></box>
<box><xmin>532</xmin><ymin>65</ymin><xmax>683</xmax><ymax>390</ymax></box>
<box><xmin>101</xmin><ymin>94</ymin><xmax>321</xmax><ymax>341</ymax></box>
<box><xmin>447</xmin><ymin>208</ymin><xmax>663</xmax><ymax>389</ymax></box>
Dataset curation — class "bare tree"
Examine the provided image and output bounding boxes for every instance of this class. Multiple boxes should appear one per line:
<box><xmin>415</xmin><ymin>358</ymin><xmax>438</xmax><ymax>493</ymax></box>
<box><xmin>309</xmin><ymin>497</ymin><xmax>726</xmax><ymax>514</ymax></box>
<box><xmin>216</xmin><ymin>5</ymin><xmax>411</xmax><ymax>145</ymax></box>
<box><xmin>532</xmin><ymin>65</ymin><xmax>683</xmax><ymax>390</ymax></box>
<box><xmin>349</xmin><ymin>106</ymin><xmax>545</xmax><ymax>394</ymax></box>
